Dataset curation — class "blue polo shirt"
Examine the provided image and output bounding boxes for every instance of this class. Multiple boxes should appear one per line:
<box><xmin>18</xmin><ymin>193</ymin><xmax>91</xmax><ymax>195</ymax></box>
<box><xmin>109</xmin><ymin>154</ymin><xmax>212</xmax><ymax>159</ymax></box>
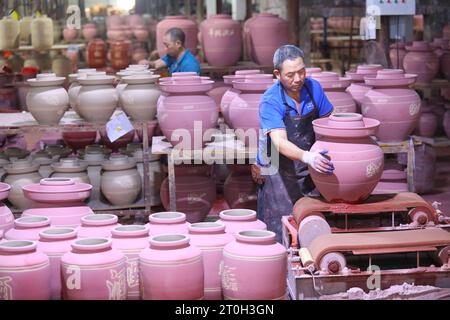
<box><xmin>256</xmin><ymin>78</ymin><xmax>333</xmax><ymax>167</ymax></box>
<box><xmin>161</xmin><ymin>49</ymin><xmax>200</xmax><ymax>76</ymax></box>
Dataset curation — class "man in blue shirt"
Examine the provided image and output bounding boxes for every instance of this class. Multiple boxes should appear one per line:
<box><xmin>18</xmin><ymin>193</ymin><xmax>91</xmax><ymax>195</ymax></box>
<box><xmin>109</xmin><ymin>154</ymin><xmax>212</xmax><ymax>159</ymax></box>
<box><xmin>144</xmin><ymin>27</ymin><xmax>200</xmax><ymax>75</ymax></box>
<box><xmin>252</xmin><ymin>45</ymin><xmax>334</xmax><ymax>242</ymax></box>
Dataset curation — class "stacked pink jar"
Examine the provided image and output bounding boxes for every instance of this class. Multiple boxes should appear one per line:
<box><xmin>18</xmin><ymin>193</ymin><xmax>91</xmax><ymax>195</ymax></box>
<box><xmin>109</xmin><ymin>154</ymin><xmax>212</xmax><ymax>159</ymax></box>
<box><xmin>311</xmin><ymin>72</ymin><xmax>356</xmax><ymax>113</ymax></box>
<box><xmin>222</xmin><ymin>230</ymin><xmax>287</xmax><ymax>300</ymax></box>
<box><xmin>139</xmin><ymin>234</ymin><xmax>204</xmax><ymax>300</ymax></box>
<box><xmin>61</xmin><ymin>238</ymin><xmax>127</xmax><ymax>300</ymax></box>
<box><xmin>111</xmin><ymin>225</ymin><xmax>149</xmax><ymax>300</ymax></box>
<box><xmin>77</xmin><ymin>214</ymin><xmax>119</xmax><ymax>238</ymax></box>
<box><xmin>345</xmin><ymin>64</ymin><xmax>383</xmax><ymax>83</ymax></box>
<box><xmin>37</xmin><ymin>227</ymin><xmax>77</xmax><ymax>299</ymax></box>
<box><xmin>0</xmin><ymin>182</ymin><xmax>14</xmax><ymax>235</ymax></box>
<box><xmin>217</xmin><ymin>209</ymin><xmax>266</xmax><ymax>235</ymax></box>
<box><xmin>0</xmin><ymin>240</ymin><xmax>51</xmax><ymax>300</ymax></box>
<box><xmin>417</xmin><ymin>100</ymin><xmax>438</xmax><ymax>137</ymax></box>
<box><xmin>188</xmin><ymin>222</ymin><xmax>234</xmax><ymax>300</ymax></box>
<box><xmin>403</xmin><ymin>41</ymin><xmax>440</xmax><ymax>83</ymax></box>
<box><xmin>147</xmin><ymin>212</ymin><xmax>189</xmax><ymax>235</ymax></box>
<box><xmin>5</xmin><ymin>216</ymin><xmax>51</xmax><ymax>241</ymax></box>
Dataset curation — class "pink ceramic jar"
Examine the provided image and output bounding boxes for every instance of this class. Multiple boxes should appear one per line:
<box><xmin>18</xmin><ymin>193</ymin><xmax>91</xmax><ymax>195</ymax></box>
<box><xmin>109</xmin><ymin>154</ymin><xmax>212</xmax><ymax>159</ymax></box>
<box><xmin>246</xmin><ymin>13</ymin><xmax>288</xmax><ymax>65</ymax></box>
<box><xmin>223</xmin><ymin>172</ymin><xmax>257</xmax><ymax>210</ymax></box>
<box><xmin>199</xmin><ymin>14</ymin><xmax>242</xmax><ymax>67</ymax></box>
<box><xmin>403</xmin><ymin>41</ymin><xmax>440</xmax><ymax>83</ymax></box>
<box><xmin>160</xmin><ymin>175</ymin><xmax>216</xmax><ymax>223</ymax></box>
<box><xmin>156</xmin><ymin>16</ymin><xmax>199</xmax><ymax>57</ymax></box>
<box><xmin>37</xmin><ymin>227</ymin><xmax>77</xmax><ymax>299</ymax></box>
<box><xmin>363</xmin><ymin>68</ymin><xmax>417</xmax><ymax>88</ymax></box>
<box><xmin>147</xmin><ymin>212</ymin><xmax>189</xmax><ymax>235</ymax></box>
<box><xmin>0</xmin><ymin>240</ymin><xmax>51</xmax><ymax>300</ymax></box>
<box><xmin>111</xmin><ymin>225</ymin><xmax>149</xmax><ymax>300</ymax></box>
<box><xmin>188</xmin><ymin>222</ymin><xmax>234</xmax><ymax>300</ymax></box>
<box><xmin>5</xmin><ymin>216</ymin><xmax>51</xmax><ymax>241</ymax></box>
<box><xmin>82</xmin><ymin>23</ymin><xmax>97</xmax><ymax>41</ymax></box>
<box><xmin>309</xmin><ymin>113</ymin><xmax>383</xmax><ymax>203</ymax></box>
<box><xmin>389</xmin><ymin>43</ymin><xmax>407</xmax><ymax>69</ymax></box>
<box><xmin>222</xmin><ymin>230</ymin><xmax>287</xmax><ymax>300</ymax></box>
<box><xmin>50</xmin><ymin>158</ymin><xmax>90</xmax><ymax>185</ymax></box>
<box><xmin>441</xmin><ymin>42</ymin><xmax>450</xmax><ymax>80</ymax></box>
<box><xmin>158</xmin><ymin>76</ymin><xmax>217</xmax><ymax>149</ymax></box>
<box><xmin>63</xmin><ymin>26</ymin><xmax>78</xmax><ymax>42</ymax></box>
<box><xmin>228</xmin><ymin>74</ymin><xmax>274</xmax><ymax>146</ymax></box>
<box><xmin>361</xmin><ymin>88</ymin><xmax>421</xmax><ymax>142</ymax></box>
<box><xmin>346</xmin><ymin>83</ymin><xmax>372</xmax><ymax>110</ymax></box>
<box><xmin>133</xmin><ymin>25</ymin><xmax>149</xmax><ymax>42</ymax></box>
<box><xmin>444</xmin><ymin>109</ymin><xmax>450</xmax><ymax>139</ymax></box>
<box><xmin>77</xmin><ymin>214</ymin><xmax>119</xmax><ymax>238</ymax></box>
<box><xmin>61</xmin><ymin>238</ymin><xmax>127</xmax><ymax>300</ymax></box>
<box><xmin>311</xmin><ymin>72</ymin><xmax>356</xmax><ymax>113</ymax></box>
<box><xmin>345</xmin><ymin>64</ymin><xmax>383</xmax><ymax>83</ymax></box>
<box><xmin>0</xmin><ymin>182</ymin><xmax>14</xmax><ymax>234</ymax></box>
<box><xmin>139</xmin><ymin>234</ymin><xmax>204</xmax><ymax>300</ymax></box>
<box><xmin>217</xmin><ymin>209</ymin><xmax>266</xmax><ymax>235</ymax></box>
<box><xmin>417</xmin><ymin>100</ymin><xmax>438</xmax><ymax>137</ymax></box>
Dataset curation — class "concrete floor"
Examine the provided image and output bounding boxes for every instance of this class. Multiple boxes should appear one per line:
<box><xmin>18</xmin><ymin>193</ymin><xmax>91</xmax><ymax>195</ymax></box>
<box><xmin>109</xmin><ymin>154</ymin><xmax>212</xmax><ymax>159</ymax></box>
<box><xmin>422</xmin><ymin>156</ymin><xmax>450</xmax><ymax>217</ymax></box>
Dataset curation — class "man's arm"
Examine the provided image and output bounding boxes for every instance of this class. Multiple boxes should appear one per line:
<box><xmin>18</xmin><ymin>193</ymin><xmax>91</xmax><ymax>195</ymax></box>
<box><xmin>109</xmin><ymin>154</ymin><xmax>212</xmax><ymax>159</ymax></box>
<box><xmin>139</xmin><ymin>59</ymin><xmax>167</xmax><ymax>70</ymax></box>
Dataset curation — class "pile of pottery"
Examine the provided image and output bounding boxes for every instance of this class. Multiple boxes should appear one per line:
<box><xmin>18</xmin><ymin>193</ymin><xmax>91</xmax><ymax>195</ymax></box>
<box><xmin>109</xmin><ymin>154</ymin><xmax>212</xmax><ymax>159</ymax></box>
<box><xmin>106</xmin><ymin>14</ymin><xmax>149</xmax><ymax>42</ymax></box>
<box><xmin>310</xmin><ymin>72</ymin><xmax>356</xmax><ymax>113</ymax></box>
<box><xmin>361</xmin><ymin>68</ymin><xmax>421</xmax><ymax>142</ymax></box>
<box><xmin>156</xmin><ymin>16</ymin><xmax>199</xmax><ymax>57</ymax></box>
<box><xmin>199</xmin><ymin>14</ymin><xmax>242</xmax><ymax>67</ymax></box>
<box><xmin>403</xmin><ymin>41</ymin><xmax>440</xmax><ymax>84</ymax></box>
<box><xmin>158</xmin><ymin>74</ymin><xmax>217</xmax><ymax>149</ymax></box>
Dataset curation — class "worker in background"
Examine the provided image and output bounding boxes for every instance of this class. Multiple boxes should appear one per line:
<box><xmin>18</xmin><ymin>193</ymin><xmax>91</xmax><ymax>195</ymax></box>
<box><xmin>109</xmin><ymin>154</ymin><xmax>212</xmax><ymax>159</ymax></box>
<box><xmin>140</xmin><ymin>27</ymin><xmax>200</xmax><ymax>76</ymax></box>
<box><xmin>252</xmin><ymin>45</ymin><xmax>335</xmax><ymax>242</ymax></box>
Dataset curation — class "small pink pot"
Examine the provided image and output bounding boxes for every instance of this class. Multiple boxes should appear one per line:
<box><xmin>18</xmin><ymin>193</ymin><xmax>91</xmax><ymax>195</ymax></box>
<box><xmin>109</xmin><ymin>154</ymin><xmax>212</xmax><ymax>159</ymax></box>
<box><xmin>77</xmin><ymin>214</ymin><xmax>119</xmax><ymax>238</ymax></box>
<box><xmin>146</xmin><ymin>211</ymin><xmax>189</xmax><ymax>235</ymax></box>
<box><xmin>217</xmin><ymin>209</ymin><xmax>266</xmax><ymax>235</ymax></box>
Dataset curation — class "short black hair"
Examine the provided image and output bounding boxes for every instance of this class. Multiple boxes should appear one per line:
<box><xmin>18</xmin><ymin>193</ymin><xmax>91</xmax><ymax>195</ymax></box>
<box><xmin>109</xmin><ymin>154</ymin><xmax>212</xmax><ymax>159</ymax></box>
<box><xmin>273</xmin><ymin>45</ymin><xmax>305</xmax><ymax>70</ymax></box>
<box><xmin>165</xmin><ymin>27</ymin><xmax>185</xmax><ymax>46</ymax></box>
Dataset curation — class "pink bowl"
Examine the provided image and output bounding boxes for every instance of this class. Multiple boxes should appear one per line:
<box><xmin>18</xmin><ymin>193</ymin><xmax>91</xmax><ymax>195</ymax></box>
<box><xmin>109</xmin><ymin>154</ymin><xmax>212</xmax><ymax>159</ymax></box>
<box><xmin>22</xmin><ymin>178</ymin><xmax>92</xmax><ymax>204</ymax></box>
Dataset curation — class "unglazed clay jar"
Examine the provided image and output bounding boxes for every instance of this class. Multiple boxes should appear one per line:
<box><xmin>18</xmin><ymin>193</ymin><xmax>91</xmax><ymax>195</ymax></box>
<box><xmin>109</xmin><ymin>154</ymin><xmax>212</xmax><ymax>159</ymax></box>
<box><xmin>32</xmin><ymin>151</ymin><xmax>54</xmax><ymax>178</ymax></box>
<box><xmin>31</xmin><ymin>15</ymin><xmax>54</xmax><ymax>51</ymax></box>
<box><xmin>19</xmin><ymin>16</ymin><xmax>33</xmax><ymax>44</ymax></box>
<box><xmin>156</xmin><ymin>16</ymin><xmax>199</xmax><ymax>57</ymax></box>
<box><xmin>111</xmin><ymin>225</ymin><xmax>149</xmax><ymax>300</ymax></box>
<box><xmin>61</xmin><ymin>238</ymin><xmax>127</xmax><ymax>300</ymax></box>
<box><xmin>50</xmin><ymin>158</ymin><xmax>90</xmax><ymax>184</ymax></box>
<box><xmin>26</xmin><ymin>73</ymin><xmax>69</xmax><ymax>125</ymax></box>
<box><xmin>77</xmin><ymin>73</ymin><xmax>118</xmax><ymax>122</ymax></box>
<box><xmin>139</xmin><ymin>234</ymin><xmax>204</xmax><ymax>300</ymax></box>
<box><xmin>309</xmin><ymin>113</ymin><xmax>384</xmax><ymax>203</ymax></box>
<box><xmin>52</xmin><ymin>54</ymin><xmax>72</xmax><ymax>78</ymax></box>
<box><xmin>403</xmin><ymin>41</ymin><xmax>440</xmax><ymax>83</ymax></box>
<box><xmin>0</xmin><ymin>17</ymin><xmax>20</xmax><ymax>50</ymax></box>
<box><xmin>188</xmin><ymin>222</ymin><xmax>234</xmax><ymax>300</ymax></box>
<box><xmin>217</xmin><ymin>209</ymin><xmax>266</xmax><ymax>235</ymax></box>
<box><xmin>0</xmin><ymin>240</ymin><xmax>51</xmax><ymax>300</ymax></box>
<box><xmin>77</xmin><ymin>214</ymin><xmax>119</xmax><ymax>238</ymax></box>
<box><xmin>222</xmin><ymin>230</ymin><xmax>287</xmax><ymax>300</ymax></box>
<box><xmin>147</xmin><ymin>212</ymin><xmax>190</xmax><ymax>235</ymax></box>
<box><xmin>45</xmin><ymin>144</ymin><xmax>72</xmax><ymax>159</ymax></box>
<box><xmin>120</xmin><ymin>74</ymin><xmax>161</xmax><ymax>121</ymax></box>
<box><xmin>0</xmin><ymin>182</ymin><xmax>14</xmax><ymax>234</ymax></box>
<box><xmin>199</xmin><ymin>14</ymin><xmax>242</xmax><ymax>67</ymax></box>
<box><xmin>67</xmin><ymin>68</ymin><xmax>96</xmax><ymax>112</ymax></box>
<box><xmin>79</xmin><ymin>150</ymin><xmax>106</xmax><ymax>204</ymax></box>
<box><xmin>3</xmin><ymin>160</ymin><xmax>42</xmax><ymax>209</ymax></box>
<box><xmin>4</xmin><ymin>216</ymin><xmax>51</xmax><ymax>241</ymax></box>
<box><xmin>101</xmin><ymin>155</ymin><xmax>142</xmax><ymax>206</ymax></box>
<box><xmin>37</xmin><ymin>227</ymin><xmax>77</xmax><ymax>299</ymax></box>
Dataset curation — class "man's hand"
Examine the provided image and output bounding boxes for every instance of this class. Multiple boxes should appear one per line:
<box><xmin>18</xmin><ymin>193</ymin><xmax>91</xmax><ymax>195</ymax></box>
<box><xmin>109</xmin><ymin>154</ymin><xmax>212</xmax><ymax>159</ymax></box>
<box><xmin>301</xmin><ymin>149</ymin><xmax>334</xmax><ymax>174</ymax></box>
<box><xmin>251</xmin><ymin>164</ymin><xmax>265</xmax><ymax>185</ymax></box>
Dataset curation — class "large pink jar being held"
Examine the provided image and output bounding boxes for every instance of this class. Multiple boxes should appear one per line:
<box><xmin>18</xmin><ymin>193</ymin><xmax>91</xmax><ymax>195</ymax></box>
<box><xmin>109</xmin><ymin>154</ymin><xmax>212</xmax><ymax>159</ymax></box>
<box><xmin>188</xmin><ymin>222</ymin><xmax>234</xmax><ymax>300</ymax></box>
<box><xmin>217</xmin><ymin>209</ymin><xmax>266</xmax><ymax>235</ymax></box>
<box><xmin>61</xmin><ymin>238</ymin><xmax>127</xmax><ymax>300</ymax></box>
<box><xmin>111</xmin><ymin>225</ymin><xmax>149</xmax><ymax>300</ymax></box>
<box><xmin>222</xmin><ymin>230</ymin><xmax>287</xmax><ymax>300</ymax></box>
<box><xmin>199</xmin><ymin>14</ymin><xmax>242</xmax><ymax>67</ymax></box>
<box><xmin>246</xmin><ymin>13</ymin><xmax>288</xmax><ymax>65</ymax></box>
<box><xmin>158</xmin><ymin>76</ymin><xmax>217</xmax><ymax>150</ymax></box>
<box><xmin>139</xmin><ymin>234</ymin><xmax>204</xmax><ymax>300</ymax></box>
<box><xmin>309</xmin><ymin>113</ymin><xmax>384</xmax><ymax>203</ymax></box>
<box><xmin>0</xmin><ymin>182</ymin><xmax>14</xmax><ymax>235</ymax></box>
<box><xmin>37</xmin><ymin>227</ymin><xmax>78</xmax><ymax>300</ymax></box>
<box><xmin>403</xmin><ymin>41</ymin><xmax>440</xmax><ymax>83</ymax></box>
<box><xmin>0</xmin><ymin>240</ymin><xmax>51</xmax><ymax>300</ymax></box>
<box><xmin>147</xmin><ymin>211</ymin><xmax>189</xmax><ymax>235</ymax></box>
<box><xmin>156</xmin><ymin>16</ymin><xmax>199</xmax><ymax>57</ymax></box>
<box><xmin>77</xmin><ymin>214</ymin><xmax>119</xmax><ymax>238</ymax></box>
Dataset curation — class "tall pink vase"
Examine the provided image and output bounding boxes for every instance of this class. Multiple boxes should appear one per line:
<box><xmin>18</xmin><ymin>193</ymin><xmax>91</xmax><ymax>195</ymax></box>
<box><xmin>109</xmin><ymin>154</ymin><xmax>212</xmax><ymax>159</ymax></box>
<box><xmin>217</xmin><ymin>209</ymin><xmax>266</xmax><ymax>235</ymax></box>
<box><xmin>0</xmin><ymin>182</ymin><xmax>14</xmax><ymax>235</ymax></box>
<box><xmin>156</xmin><ymin>16</ymin><xmax>198</xmax><ymax>57</ymax></box>
<box><xmin>111</xmin><ymin>225</ymin><xmax>149</xmax><ymax>300</ymax></box>
<box><xmin>188</xmin><ymin>222</ymin><xmax>234</xmax><ymax>300</ymax></box>
<box><xmin>200</xmin><ymin>14</ymin><xmax>242</xmax><ymax>67</ymax></box>
<box><xmin>61</xmin><ymin>238</ymin><xmax>127</xmax><ymax>300</ymax></box>
<box><xmin>0</xmin><ymin>240</ymin><xmax>51</xmax><ymax>300</ymax></box>
<box><xmin>77</xmin><ymin>214</ymin><xmax>119</xmax><ymax>238</ymax></box>
<box><xmin>403</xmin><ymin>41</ymin><xmax>440</xmax><ymax>83</ymax></box>
<box><xmin>5</xmin><ymin>216</ymin><xmax>51</xmax><ymax>241</ymax></box>
<box><xmin>222</xmin><ymin>230</ymin><xmax>287</xmax><ymax>300</ymax></box>
<box><xmin>147</xmin><ymin>211</ymin><xmax>189</xmax><ymax>235</ymax></box>
<box><xmin>309</xmin><ymin>113</ymin><xmax>384</xmax><ymax>203</ymax></box>
<box><xmin>139</xmin><ymin>234</ymin><xmax>204</xmax><ymax>300</ymax></box>
<box><xmin>37</xmin><ymin>227</ymin><xmax>77</xmax><ymax>299</ymax></box>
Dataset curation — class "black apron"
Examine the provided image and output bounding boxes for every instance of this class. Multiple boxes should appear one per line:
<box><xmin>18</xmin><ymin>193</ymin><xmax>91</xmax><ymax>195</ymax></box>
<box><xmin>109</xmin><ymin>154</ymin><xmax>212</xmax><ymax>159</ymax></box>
<box><xmin>257</xmin><ymin>83</ymin><xmax>320</xmax><ymax>243</ymax></box>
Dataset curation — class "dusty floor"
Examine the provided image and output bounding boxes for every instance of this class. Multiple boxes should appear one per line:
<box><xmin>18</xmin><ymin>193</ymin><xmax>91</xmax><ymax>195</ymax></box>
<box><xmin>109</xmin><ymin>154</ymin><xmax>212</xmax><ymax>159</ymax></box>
<box><xmin>422</xmin><ymin>156</ymin><xmax>450</xmax><ymax>217</ymax></box>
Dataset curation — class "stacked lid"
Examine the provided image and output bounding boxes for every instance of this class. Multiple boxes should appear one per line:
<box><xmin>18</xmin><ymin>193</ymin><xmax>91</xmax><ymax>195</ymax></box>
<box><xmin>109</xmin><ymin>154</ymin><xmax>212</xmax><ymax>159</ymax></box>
<box><xmin>310</xmin><ymin>71</ymin><xmax>352</xmax><ymax>90</ymax></box>
<box><xmin>345</xmin><ymin>64</ymin><xmax>383</xmax><ymax>82</ymax></box>
<box><xmin>363</xmin><ymin>68</ymin><xmax>417</xmax><ymax>88</ymax></box>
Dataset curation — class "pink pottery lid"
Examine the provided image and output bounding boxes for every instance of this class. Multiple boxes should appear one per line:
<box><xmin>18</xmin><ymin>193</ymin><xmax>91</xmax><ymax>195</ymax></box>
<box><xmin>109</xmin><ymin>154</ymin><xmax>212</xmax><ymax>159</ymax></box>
<box><xmin>346</xmin><ymin>64</ymin><xmax>383</xmax><ymax>81</ymax></box>
<box><xmin>405</xmin><ymin>41</ymin><xmax>433</xmax><ymax>52</ymax></box>
<box><xmin>0</xmin><ymin>182</ymin><xmax>11</xmax><ymax>201</ymax></box>
<box><xmin>235</xmin><ymin>229</ymin><xmax>277</xmax><ymax>245</ymax></box>
<box><xmin>312</xmin><ymin>113</ymin><xmax>380</xmax><ymax>138</ymax></box>
<box><xmin>364</xmin><ymin>69</ymin><xmax>417</xmax><ymax>87</ymax></box>
<box><xmin>39</xmin><ymin>227</ymin><xmax>77</xmax><ymax>241</ymax></box>
<box><xmin>223</xmin><ymin>70</ymin><xmax>261</xmax><ymax>84</ymax></box>
<box><xmin>219</xmin><ymin>209</ymin><xmax>257</xmax><ymax>221</ymax></box>
<box><xmin>0</xmin><ymin>240</ymin><xmax>37</xmax><ymax>253</ymax></box>
<box><xmin>149</xmin><ymin>234</ymin><xmax>190</xmax><ymax>248</ymax></box>
<box><xmin>311</xmin><ymin>72</ymin><xmax>351</xmax><ymax>90</ymax></box>
<box><xmin>111</xmin><ymin>225</ymin><xmax>149</xmax><ymax>237</ymax></box>
<box><xmin>159</xmin><ymin>75</ymin><xmax>214</xmax><ymax>93</ymax></box>
<box><xmin>149</xmin><ymin>212</ymin><xmax>187</xmax><ymax>224</ymax></box>
<box><xmin>71</xmin><ymin>237</ymin><xmax>112</xmax><ymax>251</ymax></box>
<box><xmin>23</xmin><ymin>178</ymin><xmax>92</xmax><ymax>200</ymax></box>
<box><xmin>81</xmin><ymin>214</ymin><xmax>118</xmax><ymax>226</ymax></box>
<box><xmin>188</xmin><ymin>222</ymin><xmax>226</xmax><ymax>234</ymax></box>
<box><xmin>232</xmin><ymin>74</ymin><xmax>274</xmax><ymax>91</ymax></box>
<box><xmin>15</xmin><ymin>216</ymin><xmax>51</xmax><ymax>228</ymax></box>
<box><xmin>122</xmin><ymin>74</ymin><xmax>160</xmax><ymax>84</ymax></box>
